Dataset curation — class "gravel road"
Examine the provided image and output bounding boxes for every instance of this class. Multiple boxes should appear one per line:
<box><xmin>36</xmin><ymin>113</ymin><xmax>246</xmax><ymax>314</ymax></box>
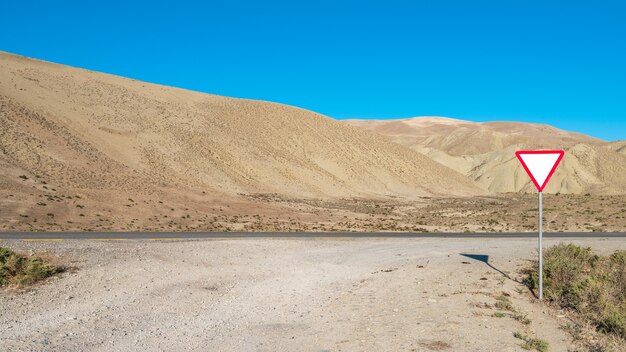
<box><xmin>1</xmin><ymin>237</ymin><xmax>623</xmax><ymax>351</ymax></box>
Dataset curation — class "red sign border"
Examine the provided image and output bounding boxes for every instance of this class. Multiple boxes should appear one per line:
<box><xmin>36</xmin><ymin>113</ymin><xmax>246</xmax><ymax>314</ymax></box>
<box><xmin>515</xmin><ymin>150</ymin><xmax>565</xmax><ymax>192</ymax></box>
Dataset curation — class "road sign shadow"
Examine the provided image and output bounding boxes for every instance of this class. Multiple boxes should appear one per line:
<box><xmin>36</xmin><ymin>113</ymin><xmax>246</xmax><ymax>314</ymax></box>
<box><xmin>459</xmin><ymin>253</ymin><xmax>523</xmax><ymax>285</ymax></box>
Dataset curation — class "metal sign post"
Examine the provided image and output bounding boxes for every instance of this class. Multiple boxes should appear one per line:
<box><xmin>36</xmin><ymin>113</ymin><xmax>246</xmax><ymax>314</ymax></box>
<box><xmin>538</xmin><ymin>191</ymin><xmax>543</xmax><ymax>300</ymax></box>
<box><xmin>515</xmin><ymin>150</ymin><xmax>564</xmax><ymax>301</ymax></box>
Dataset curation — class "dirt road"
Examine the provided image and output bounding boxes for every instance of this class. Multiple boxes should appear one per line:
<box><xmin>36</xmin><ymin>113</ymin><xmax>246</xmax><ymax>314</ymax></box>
<box><xmin>1</xmin><ymin>237</ymin><xmax>623</xmax><ymax>351</ymax></box>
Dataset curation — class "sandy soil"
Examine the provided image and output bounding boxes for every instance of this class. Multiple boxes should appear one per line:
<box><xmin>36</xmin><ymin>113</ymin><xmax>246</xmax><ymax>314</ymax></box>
<box><xmin>2</xmin><ymin>237</ymin><xmax>624</xmax><ymax>351</ymax></box>
<box><xmin>2</xmin><ymin>188</ymin><xmax>625</xmax><ymax>233</ymax></box>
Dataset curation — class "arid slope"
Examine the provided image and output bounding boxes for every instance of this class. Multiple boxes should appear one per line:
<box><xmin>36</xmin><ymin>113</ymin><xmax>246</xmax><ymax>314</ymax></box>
<box><xmin>346</xmin><ymin>117</ymin><xmax>626</xmax><ymax>194</ymax></box>
<box><xmin>0</xmin><ymin>52</ymin><xmax>482</xmax><ymax>201</ymax></box>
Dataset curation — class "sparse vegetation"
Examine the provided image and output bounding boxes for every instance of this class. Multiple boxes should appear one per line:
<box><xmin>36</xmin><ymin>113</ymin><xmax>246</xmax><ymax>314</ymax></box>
<box><xmin>495</xmin><ymin>293</ymin><xmax>515</xmax><ymax>311</ymax></box>
<box><xmin>491</xmin><ymin>292</ymin><xmax>533</xmax><ymax>325</ymax></box>
<box><xmin>513</xmin><ymin>312</ymin><xmax>532</xmax><ymax>325</ymax></box>
<box><xmin>524</xmin><ymin>244</ymin><xmax>626</xmax><ymax>343</ymax></box>
<box><xmin>0</xmin><ymin>247</ymin><xmax>62</xmax><ymax>287</ymax></box>
<box><xmin>2</xmin><ymin>191</ymin><xmax>626</xmax><ymax>233</ymax></box>
<box><xmin>513</xmin><ymin>331</ymin><xmax>549</xmax><ymax>352</ymax></box>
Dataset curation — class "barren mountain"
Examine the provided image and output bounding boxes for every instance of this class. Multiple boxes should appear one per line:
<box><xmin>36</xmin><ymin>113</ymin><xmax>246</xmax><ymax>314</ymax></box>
<box><xmin>345</xmin><ymin>117</ymin><xmax>626</xmax><ymax>194</ymax></box>
<box><xmin>0</xmin><ymin>52</ymin><xmax>487</xmax><ymax>231</ymax></box>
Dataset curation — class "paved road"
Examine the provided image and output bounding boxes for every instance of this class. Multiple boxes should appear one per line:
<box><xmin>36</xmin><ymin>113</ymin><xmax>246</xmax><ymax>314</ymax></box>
<box><xmin>0</xmin><ymin>231</ymin><xmax>625</xmax><ymax>240</ymax></box>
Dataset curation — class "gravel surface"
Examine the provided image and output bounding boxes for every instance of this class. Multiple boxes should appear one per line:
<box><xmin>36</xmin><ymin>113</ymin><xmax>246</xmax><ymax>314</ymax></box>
<box><xmin>1</xmin><ymin>237</ymin><xmax>624</xmax><ymax>351</ymax></box>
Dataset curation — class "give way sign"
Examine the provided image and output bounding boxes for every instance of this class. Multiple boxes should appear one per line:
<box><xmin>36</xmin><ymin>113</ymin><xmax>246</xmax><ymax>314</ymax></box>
<box><xmin>515</xmin><ymin>150</ymin><xmax>565</xmax><ymax>192</ymax></box>
<box><xmin>515</xmin><ymin>149</ymin><xmax>564</xmax><ymax>300</ymax></box>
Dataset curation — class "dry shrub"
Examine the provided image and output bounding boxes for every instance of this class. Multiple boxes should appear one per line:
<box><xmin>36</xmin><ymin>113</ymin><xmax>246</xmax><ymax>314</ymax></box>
<box><xmin>525</xmin><ymin>244</ymin><xmax>626</xmax><ymax>341</ymax></box>
<box><xmin>0</xmin><ymin>247</ymin><xmax>62</xmax><ymax>287</ymax></box>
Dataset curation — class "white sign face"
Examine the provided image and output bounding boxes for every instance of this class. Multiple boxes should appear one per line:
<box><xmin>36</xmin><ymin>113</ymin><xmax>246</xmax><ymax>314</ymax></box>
<box><xmin>515</xmin><ymin>150</ymin><xmax>564</xmax><ymax>192</ymax></box>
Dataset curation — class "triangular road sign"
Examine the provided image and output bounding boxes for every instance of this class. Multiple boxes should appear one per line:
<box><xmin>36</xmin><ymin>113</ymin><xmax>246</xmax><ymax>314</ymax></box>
<box><xmin>515</xmin><ymin>150</ymin><xmax>565</xmax><ymax>192</ymax></box>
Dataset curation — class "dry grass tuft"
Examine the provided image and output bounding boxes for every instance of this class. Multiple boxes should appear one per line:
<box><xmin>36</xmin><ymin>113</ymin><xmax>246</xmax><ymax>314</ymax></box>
<box><xmin>0</xmin><ymin>247</ymin><xmax>62</xmax><ymax>287</ymax></box>
<box><xmin>513</xmin><ymin>331</ymin><xmax>549</xmax><ymax>352</ymax></box>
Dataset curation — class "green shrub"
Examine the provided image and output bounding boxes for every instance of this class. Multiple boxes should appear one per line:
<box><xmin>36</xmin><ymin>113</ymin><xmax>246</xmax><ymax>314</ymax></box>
<box><xmin>524</xmin><ymin>244</ymin><xmax>626</xmax><ymax>340</ymax></box>
<box><xmin>0</xmin><ymin>247</ymin><xmax>61</xmax><ymax>287</ymax></box>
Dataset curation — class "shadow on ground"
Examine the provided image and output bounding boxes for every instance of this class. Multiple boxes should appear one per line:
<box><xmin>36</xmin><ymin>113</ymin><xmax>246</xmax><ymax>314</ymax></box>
<box><xmin>459</xmin><ymin>253</ymin><xmax>524</xmax><ymax>285</ymax></box>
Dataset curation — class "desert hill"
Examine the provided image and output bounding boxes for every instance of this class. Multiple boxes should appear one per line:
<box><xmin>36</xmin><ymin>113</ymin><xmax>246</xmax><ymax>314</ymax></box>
<box><xmin>345</xmin><ymin>117</ymin><xmax>626</xmax><ymax>194</ymax></box>
<box><xmin>610</xmin><ymin>141</ymin><xmax>626</xmax><ymax>155</ymax></box>
<box><xmin>1</xmin><ymin>52</ymin><xmax>625</xmax><ymax>232</ymax></box>
<box><xmin>0</xmin><ymin>51</ymin><xmax>482</xmax><ymax>206</ymax></box>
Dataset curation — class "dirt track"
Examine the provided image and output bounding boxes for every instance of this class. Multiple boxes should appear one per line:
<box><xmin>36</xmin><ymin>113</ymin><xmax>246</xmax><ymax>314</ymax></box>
<box><xmin>1</xmin><ymin>237</ymin><xmax>624</xmax><ymax>351</ymax></box>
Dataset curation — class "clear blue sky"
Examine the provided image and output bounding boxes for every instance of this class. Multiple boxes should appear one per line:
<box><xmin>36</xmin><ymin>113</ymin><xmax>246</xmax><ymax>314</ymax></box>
<box><xmin>2</xmin><ymin>1</ymin><xmax>625</xmax><ymax>141</ymax></box>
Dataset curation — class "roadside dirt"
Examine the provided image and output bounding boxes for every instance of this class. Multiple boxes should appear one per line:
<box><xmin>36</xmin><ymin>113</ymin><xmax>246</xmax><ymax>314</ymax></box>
<box><xmin>1</xmin><ymin>237</ymin><xmax>624</xmax><ymax>351</ymax></box>
<box><xmin>2</xmin><ymin>189</ymin><xmax>626</xmax><ymax>233</ymax></box>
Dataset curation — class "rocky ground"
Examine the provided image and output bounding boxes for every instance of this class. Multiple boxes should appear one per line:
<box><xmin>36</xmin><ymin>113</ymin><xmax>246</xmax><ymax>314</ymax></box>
<box><xmin>2</xmin><ymin>186</ymin><xmax>626</xmax><ymax>233</ymax></box>
<box><xmin>1</xmin><ymin>237</ymin><xmax>623</xmax><ymax>351</ymax></box>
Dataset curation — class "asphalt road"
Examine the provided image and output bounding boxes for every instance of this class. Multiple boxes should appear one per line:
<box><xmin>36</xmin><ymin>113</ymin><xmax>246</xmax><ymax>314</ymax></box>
<box><xmin>0</xmin><ymin>231</ymin><xmax>625</xmax><ymax>240</ymax></box>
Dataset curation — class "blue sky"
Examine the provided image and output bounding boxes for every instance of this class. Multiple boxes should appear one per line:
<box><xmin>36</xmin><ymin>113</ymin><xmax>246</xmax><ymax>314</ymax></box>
<box><xmin>2</xmin><ymin>1</ymin><xmax>625</xmax><ymax>141</ymax></box>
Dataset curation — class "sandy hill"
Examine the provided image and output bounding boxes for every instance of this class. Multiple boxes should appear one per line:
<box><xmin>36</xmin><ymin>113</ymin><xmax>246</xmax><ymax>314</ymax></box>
<box><xmin>0</xmin><ymin>51</ymin><xmax>482</xmax><ymax>211</ymax></box>
<box><xmin>345</xmin><ymin>117</ymin><xmax>626</xmax><ymax>194</ymax></box>
<box><xmin>609</xmin><ymin>141</ymin><xmax>626</xmax><ymax>155</ymax></box>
